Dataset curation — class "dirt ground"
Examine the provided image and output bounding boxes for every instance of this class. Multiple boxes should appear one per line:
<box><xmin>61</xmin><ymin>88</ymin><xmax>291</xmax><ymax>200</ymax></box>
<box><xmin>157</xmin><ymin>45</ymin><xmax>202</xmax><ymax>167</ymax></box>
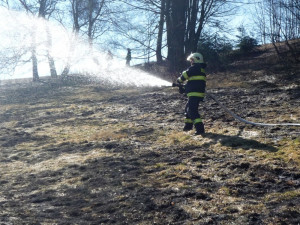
<box><xmin>0</xmin><ymin>75</ymin><xmax>299</xmax><ymax>224</ymax></box>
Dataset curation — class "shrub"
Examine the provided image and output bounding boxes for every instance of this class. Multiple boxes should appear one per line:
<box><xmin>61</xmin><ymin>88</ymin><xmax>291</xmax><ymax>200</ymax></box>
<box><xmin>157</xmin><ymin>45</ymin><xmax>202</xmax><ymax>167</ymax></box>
<box><xmin>237</xmin><ymin>36</ymin><xmax>258</xmax><ymax>54</ymax></box>
<box><xmin>197</xmin><ymin>35</ymin><xmax>233</xmax><ymax>70</ymax></box>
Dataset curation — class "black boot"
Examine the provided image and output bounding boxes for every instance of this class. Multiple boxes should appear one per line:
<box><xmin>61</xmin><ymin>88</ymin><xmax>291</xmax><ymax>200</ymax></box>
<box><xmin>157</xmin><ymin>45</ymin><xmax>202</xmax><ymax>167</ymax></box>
<box><xmin>194</xmin><ymin>122</ymin><xmax>205</xmax><ymax>135</ymax></box>
<box><xmin>183</xmin><ymin>123</ymin><xmax>193</xmax><ymax>131</ymax></box>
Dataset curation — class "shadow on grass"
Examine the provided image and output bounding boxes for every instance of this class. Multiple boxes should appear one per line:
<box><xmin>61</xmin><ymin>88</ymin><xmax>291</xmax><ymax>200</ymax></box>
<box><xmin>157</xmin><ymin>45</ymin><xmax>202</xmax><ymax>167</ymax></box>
<box><xmin>203</xmin><ymin>132</ymin><xmax>278</xmax><ymax>152</ymax></box>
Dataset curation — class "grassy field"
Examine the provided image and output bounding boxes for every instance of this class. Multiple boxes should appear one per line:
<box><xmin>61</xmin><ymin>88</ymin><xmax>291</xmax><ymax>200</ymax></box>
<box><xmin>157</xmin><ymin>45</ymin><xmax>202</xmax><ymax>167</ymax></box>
<box><xmin>0</xmin><ymin>71</ymin><xmax>299</xmax><ymax>224</ymax></box>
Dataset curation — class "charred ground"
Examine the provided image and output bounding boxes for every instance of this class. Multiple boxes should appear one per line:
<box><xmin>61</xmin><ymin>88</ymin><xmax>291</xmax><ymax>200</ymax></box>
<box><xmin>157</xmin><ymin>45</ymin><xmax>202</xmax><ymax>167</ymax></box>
<box><xmin>0</xmin><ymin>44</ymin><xmax>299</xmax><ymax>224</ymax></box>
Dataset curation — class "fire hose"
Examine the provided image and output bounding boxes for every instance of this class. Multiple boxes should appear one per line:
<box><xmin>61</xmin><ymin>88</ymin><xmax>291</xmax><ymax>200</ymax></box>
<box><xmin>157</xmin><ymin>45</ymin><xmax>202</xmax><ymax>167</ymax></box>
<box><xmin>172</xmin><ymin>83</ymin><xmax>300</xmax><ymax>127</ymax></box>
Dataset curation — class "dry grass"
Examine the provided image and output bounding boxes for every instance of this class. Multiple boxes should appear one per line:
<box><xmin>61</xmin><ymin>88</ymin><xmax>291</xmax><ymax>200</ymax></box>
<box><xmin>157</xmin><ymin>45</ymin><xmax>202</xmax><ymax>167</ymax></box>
<box><xmin>265</xmin><ymin>189</ymin><xmax>300</xmax><ymax>204</ymax></box>
<box><xmin>272</xmin><ymin>138</ymin><xmax>300</xmax><ymax>165</ymax></box>
<box><xmin>0</xmin><ymin>77</ymin><xmax>299</xmax><ymax>224</ymax></box>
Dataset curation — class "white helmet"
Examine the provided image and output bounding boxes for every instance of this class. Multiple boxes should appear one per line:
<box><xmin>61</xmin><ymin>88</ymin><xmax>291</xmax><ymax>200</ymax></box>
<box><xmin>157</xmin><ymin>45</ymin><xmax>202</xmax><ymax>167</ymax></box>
<box><xmin>187</xmin><ymin>52</ymin><xmax>204</xmax><ymax>63</ymax></box>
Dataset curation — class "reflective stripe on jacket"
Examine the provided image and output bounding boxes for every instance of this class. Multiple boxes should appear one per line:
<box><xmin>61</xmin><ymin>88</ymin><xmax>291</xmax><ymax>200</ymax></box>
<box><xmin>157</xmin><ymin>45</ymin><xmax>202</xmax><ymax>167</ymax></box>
<box><xmin>177</xmin><ymin>63</ymin><xmax>206</xmax><ymax>98</ymax></box>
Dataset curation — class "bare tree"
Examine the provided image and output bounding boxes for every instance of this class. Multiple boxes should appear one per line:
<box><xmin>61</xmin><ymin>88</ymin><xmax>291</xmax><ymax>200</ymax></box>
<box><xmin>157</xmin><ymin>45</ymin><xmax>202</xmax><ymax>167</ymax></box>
<box><xmin>39</xmin><ymin>0</ymin><xmax>59</xmax><ymax>78</ymax></box>
<box><xmin>0</xmin><ymin>41</ymin><xmax>31</xmax><ymax>79</ymax></box>
<box><xmin>164</xmin><ymin>0</ymin><xmax>235</xmax><ymax>71</ymax></box>
<box><xmin>0</xmin><ymin>0</ymin><xmax>9</xmax><ymax>7</ymax></box>
<box><xmin>61</xmin><ymin>0</ymin><xmax>111</xmax><ymax>75</ymax></box>
<box><xmin>60</xmin><ymin>0</ymin><xmax>85</xmax><ymax>76</ymax></box>
<box><xmin>254</xmin><ymin>0</ymin><xmax>299</xmax><ymax>62</ymax></box>
<box><xmin>109</xmin><ymin>0</ymin><xmax>236</xmax><ymax>70</ymax></box>
<box><xmin>104</xmin><ymin>0</ymin><xmax>159</xmax><ymax>64</ymax></box>
<box><xmin>15</xmin><ymin>0</ymin><xmax>59</xmax><ymax>80</ymax></box>
<box><xmin>67</xmin><ymin>0</ymin><xmax>111</xmax><ymax>46</ymax></box>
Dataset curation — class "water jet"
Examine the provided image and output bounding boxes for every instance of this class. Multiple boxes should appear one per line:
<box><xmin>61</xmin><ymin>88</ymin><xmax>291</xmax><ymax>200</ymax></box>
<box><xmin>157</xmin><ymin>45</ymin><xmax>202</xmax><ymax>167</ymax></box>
<box><xmin>0</xmin><ymin>8</ymin><xmax>171</xmax><ymax>88</ymax></box>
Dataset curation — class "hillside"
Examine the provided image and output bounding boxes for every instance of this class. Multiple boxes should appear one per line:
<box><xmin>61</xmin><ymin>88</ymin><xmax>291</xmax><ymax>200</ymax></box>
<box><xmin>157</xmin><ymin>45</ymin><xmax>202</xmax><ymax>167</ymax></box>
<box><xmin>0</xmin><ymin>46</ymin><xmax>299</xmax><ymax>224</ymax></box>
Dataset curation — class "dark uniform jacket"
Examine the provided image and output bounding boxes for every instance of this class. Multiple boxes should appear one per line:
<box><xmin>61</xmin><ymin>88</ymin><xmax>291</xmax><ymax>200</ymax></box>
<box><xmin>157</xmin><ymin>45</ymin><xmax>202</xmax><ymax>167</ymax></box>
<box><xmin>177</xmin><ymin>63</ymin><xmax>206</xmax><ymax>98</ymax></box>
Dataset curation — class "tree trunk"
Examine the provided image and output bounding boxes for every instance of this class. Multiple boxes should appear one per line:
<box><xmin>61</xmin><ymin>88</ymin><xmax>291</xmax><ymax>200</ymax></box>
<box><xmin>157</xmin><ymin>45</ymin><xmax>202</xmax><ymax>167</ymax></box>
<box><xmin>166</xmin><ymin>0</ymin><xmax>187</xmax><ymax>71</ymax></box>
<box><xmin>61</xmin><ymin>46</ymin><xmax>71</xmax><ymax>77</ymax></box>
<box><xmin>61</xmin><ymin>36</ymin><xmax>73</xmax><ymax>77</ymax></box>
<box><xmin>45</xmin><ymin>22</ymin><xmax>58</xmax><ymax>78</ymax></box>
<box><xmin>185</xmin><ymin>0</ymin><xmax>198</xmax><ymax>55</ymax></box>
<box><xmin>194</xmin><ymin>0</ymin><xmax>209</xmax><ymax>51</ymax></box>
<box><xmin>31</xmin><ymin>28</ymin><xmax>39</xmax><ymax>81</ymax></box>
<box><xmin>62</xmin><ymin>0</ymin><xmax>81</xmax><ymax>77</ymax></box>
<box><xmin>156</xmin><ymin>0</ymin><xmax>165</xmax><ymax>63</ymax></box>
<box><xmin>32</xmin><ymin>48</ymin><xmax>39</xmax><ymax>81</ymax></box>
<box><xmin>88</xmin><ymin>0</ymin><xmax>94</xmax><ymax>49</ymax></box>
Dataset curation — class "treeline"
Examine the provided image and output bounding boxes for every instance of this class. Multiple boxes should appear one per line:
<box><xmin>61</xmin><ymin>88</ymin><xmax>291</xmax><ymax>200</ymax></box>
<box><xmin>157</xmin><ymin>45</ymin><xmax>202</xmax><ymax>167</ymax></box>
<box><xmin>254</xmin><ymin>0</ymin><xmax>300</xmax><ymax>63</ymax></box>
<box><xmin>0</xmin><ymin>0</ymin><xmax>299</xmax><ymax>81</ymax></box>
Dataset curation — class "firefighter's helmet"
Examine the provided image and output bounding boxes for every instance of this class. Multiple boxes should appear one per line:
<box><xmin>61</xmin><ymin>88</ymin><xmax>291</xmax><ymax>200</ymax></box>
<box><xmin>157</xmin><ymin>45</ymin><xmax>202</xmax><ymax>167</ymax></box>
<box><xmin>187</xmin><ymin>52</ymin><xmax>204</xmax><ymax>63</ymax></box>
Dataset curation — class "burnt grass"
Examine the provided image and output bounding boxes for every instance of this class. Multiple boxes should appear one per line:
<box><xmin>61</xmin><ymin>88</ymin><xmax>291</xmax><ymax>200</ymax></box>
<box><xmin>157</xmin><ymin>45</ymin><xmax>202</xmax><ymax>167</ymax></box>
<box><xmin>0</xmin><ymin>76</ymin><xmax>299</xmax><ymax>225</ymax></box>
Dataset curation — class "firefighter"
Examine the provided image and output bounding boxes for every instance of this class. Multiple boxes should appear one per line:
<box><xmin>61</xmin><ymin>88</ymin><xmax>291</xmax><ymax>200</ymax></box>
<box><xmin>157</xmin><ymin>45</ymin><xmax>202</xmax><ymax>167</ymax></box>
<box><xmin>126</xmin><ymin>48</ymin><xmax>131</xmax><ymax>66</ymax></box>
<box><xmin>177</xmin><ymin>52</ymin><xmax>207</xmax><ymax>135</ymax></box>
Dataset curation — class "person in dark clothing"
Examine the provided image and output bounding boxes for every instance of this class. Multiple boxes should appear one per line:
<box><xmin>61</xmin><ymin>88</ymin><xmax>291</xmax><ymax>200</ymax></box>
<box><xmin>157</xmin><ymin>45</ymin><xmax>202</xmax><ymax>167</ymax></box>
<box><xmin>126</xmin><ymin>48</ymin><xmax>131</xmax><ymax>66</ymax></box>
<box><xmin>106</xmin><ymin>50</ymin><xmax>113</xmax><ymax>60</ymax></box>
<box><xmin>177</xmin><ymin>52</ymin><xmax>207</xmax><ymax>135</ymax></box>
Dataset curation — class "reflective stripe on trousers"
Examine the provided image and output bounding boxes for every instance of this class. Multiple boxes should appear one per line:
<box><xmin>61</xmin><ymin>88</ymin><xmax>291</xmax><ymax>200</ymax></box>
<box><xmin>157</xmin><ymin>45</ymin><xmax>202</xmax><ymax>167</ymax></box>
<box><xmin>185</xmin><ymin>96</ymin><xmax>203</xmax><ymax>124</ymax></box>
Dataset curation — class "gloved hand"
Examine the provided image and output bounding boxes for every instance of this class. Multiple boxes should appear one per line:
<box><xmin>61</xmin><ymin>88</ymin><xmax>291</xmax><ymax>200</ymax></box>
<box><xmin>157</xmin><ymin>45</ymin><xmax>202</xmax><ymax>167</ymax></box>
<box><xmin>178</xmin><ymin>85</ymin><xmax>185</xmax><ymax>94</ymax></box>
<box><xmin>172</xmin><ymin>79</ymin><xmax>185</xmax><ymax>94</ymax></box>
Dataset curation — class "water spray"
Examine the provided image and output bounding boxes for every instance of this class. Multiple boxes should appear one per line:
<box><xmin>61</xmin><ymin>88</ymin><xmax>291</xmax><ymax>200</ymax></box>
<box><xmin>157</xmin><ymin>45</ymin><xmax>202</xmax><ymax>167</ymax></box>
<box><xmin>0</xmin><ymin>8</ymin><xmax>171</xmax><ymax>88</ymax></box>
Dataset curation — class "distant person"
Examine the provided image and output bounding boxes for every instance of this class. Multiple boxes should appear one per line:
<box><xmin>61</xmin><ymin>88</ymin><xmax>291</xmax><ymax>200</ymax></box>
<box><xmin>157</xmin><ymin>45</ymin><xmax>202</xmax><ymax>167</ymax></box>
<box><xmin>176</xmin><ymin>52</ymin><xmax>207</xmax><ymax>135</ymax></box>
<box><xmin>106</xmin><ymin>50</ymin><xmax>113</xmax><ymax>60</ymax></box>
<box><xmin>126</xmin><ymin>48</ymin><xmax>131</xmax><ymax>66</ymax></box>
